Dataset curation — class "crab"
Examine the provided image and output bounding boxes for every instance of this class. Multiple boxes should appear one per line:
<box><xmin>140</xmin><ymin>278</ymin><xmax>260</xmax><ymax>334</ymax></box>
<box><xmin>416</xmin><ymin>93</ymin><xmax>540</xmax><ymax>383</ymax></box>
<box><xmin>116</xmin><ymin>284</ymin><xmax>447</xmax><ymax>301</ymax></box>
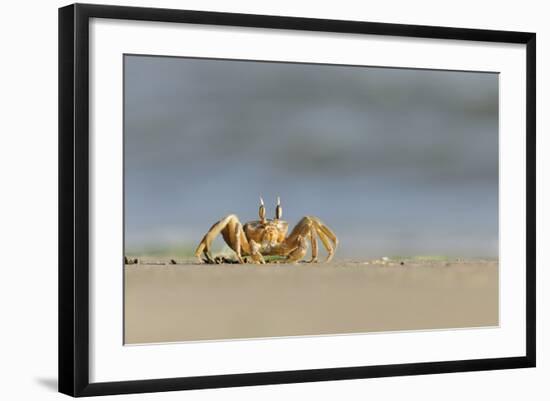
<box><xmin>194</xmin><ymin>197</ymin><xmax>338</xmax><ymax>264</ymax></box>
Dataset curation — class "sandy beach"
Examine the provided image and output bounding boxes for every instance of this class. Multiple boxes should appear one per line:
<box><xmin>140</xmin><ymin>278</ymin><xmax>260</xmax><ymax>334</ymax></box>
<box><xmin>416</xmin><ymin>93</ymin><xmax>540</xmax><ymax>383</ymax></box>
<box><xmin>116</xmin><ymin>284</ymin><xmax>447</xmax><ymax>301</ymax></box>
<box><xmin>124</xmin><ymin>259</ymin><xmax>498</xmax><ymax>344</ymax></box>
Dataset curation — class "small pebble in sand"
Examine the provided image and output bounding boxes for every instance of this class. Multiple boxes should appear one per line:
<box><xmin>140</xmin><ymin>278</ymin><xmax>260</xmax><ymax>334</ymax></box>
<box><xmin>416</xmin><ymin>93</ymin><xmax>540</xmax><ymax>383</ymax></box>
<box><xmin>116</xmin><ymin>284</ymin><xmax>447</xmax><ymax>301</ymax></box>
<box><xmin>124</xmin><ymin>256</ymin><xmax>140</xmax><ymax>265</ymax></box>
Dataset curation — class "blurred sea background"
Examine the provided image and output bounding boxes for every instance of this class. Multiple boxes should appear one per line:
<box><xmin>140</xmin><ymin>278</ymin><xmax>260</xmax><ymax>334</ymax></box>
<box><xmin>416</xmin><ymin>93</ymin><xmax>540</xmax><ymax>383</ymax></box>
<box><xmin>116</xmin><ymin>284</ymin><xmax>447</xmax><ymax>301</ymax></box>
<box><xmin>124</xmin><ymin>55</ymin><xmax>498</xmax><ymax>259</ymax></box>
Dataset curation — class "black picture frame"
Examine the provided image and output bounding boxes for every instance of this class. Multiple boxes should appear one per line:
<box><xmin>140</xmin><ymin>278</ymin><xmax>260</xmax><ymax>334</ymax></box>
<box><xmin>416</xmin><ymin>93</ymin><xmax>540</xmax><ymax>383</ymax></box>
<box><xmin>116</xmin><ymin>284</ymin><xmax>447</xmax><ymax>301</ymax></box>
<box><xmin>59</xmin><ymin>3</ymin><xmax>536</xmax><ymax>397</ymax></box>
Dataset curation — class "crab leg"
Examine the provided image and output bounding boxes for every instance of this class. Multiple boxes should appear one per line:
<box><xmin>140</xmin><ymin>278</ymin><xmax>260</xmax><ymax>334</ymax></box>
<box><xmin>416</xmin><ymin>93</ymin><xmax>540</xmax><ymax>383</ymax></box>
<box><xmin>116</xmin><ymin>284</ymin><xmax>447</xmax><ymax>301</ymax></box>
<box><xmin>304</xmin><ymin>216</ymin><xmax>338</xmax><ymax>262</ymax></box>
<box><xmin>310</xmin><ymin>217</ymin><xmax>338</xmax><ymax>248</ymax></box>
<box><xmin>285</xmin><ymin>235</ymin><xmax>308</xmax><ymax>263</ymax></box>
<box><xmin>315</xmin><ymin>228</ymin><xmax>335</xmax><ymax>262</ymax></box>
<box><xmin>284</xmin><ymin>216</ymin><xmax>337</xmax><ymax>263</ymax></box>
<box><xmin>309</xmin><ymin>229</ymin><xmax>318</xmax><ymax>263</ymax></box>
<box><xmin>194</xmin><ymin>214</ymin><xmax>251</xmax><ymax>263</ymax></box>
<box><xmin>233</xmin><ymin>223</ymin><xmax>245</xmax><ymax>263</ymax></box>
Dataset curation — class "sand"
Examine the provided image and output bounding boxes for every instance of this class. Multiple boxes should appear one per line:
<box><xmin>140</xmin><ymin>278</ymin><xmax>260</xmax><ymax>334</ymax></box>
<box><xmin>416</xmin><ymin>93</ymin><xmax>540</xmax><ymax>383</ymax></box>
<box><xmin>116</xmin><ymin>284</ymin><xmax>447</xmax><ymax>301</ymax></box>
<box><xmin>124</xmin><ymin>259</ymin><xmax>498</xmax><ymax>344</ymax></box>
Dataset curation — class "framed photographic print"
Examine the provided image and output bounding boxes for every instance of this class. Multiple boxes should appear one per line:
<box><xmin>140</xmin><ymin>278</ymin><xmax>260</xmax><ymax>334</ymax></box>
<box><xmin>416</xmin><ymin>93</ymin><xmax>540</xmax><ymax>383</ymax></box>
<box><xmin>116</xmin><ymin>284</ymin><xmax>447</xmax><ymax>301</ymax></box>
<box><xmin>58</xmin><ymin>3</ymin><xmax>536</xmax><ymax>397</ymax></box>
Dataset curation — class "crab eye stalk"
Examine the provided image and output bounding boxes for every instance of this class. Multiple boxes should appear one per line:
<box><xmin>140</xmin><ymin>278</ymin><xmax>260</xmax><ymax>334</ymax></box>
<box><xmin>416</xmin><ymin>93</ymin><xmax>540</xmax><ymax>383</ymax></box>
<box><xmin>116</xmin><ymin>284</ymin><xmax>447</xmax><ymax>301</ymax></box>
<box><xmin>275</xmin><ymin>196</ymin><xmax>282</xmax><ymax>219</ymax></box>
<box><xmin>259</xmin><ymin>196</ymin><xmax>266</xmax><ymax>222</ymax></box>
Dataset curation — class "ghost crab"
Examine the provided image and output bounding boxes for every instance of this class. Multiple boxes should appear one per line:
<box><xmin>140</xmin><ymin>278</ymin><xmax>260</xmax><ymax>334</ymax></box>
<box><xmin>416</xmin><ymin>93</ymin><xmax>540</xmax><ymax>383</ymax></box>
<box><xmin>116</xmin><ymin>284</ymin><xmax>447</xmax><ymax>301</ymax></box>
<box><xmin>195</xmin><ymin>197</ymin><xmax>338</xmax><ymax>264</ymax></box>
